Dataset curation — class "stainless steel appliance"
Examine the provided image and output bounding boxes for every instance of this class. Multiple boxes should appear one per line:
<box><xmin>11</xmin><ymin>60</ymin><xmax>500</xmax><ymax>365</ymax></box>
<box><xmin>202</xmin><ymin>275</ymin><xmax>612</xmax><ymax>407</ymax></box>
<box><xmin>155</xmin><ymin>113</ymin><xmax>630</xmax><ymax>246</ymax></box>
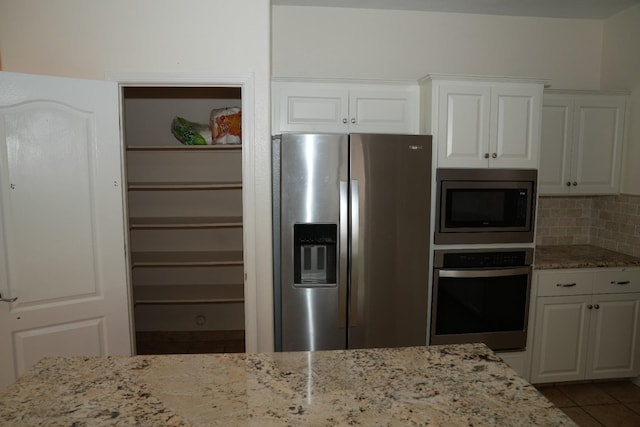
<box><xmin>272</xmin><ymin>133</ymin><xmax>432</xmax><ymax>352</ymax></box>
<box><xmin>430</xmin><ymin>248</ymin><xmax>534</xmax><ymax>351</ymax></box>
<box><xmin>434</xmin><ymin>168</ymin><xmax>537</xmax><ymax>244</ymax></box>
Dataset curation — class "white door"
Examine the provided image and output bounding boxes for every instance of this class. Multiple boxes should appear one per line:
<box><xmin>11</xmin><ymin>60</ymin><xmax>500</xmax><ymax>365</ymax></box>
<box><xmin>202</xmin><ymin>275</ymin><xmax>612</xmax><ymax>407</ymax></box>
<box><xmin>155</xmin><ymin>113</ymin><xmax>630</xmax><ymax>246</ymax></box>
<box><xmin>436</xmin><ymin>83</ymin><xmax>491</xmax><ymax>168</ymax></box>
<box><xmin>348</xmin><ymin>88</ymin><xmax>419</xmax><ymax>134</ymax></box>
<box><xmin>586</xmin><ymin>293</ymin><xmax>640</xmax><ymax>380</ymax></box>
<box><xmin>0</xmin><ymin>71</ymin><xmax>131</xmax><ymax>389</ymax></box>
<box><xmin>530</xmin><ymin>295</ymin><xmax>590</xmax><ymax>384</ymax></box>
<box><xmin>539</xmin><ymin>95</ymin><xmax>573</xmax><ymax>195</ymax></box>
<box><xmin>571</xmin><ymin>95</ymin><xmax>625</xmax><ymax>194</ymax></box>
<box><xmin>490</xmin><ymin>85</ymin><xmax>541</xmax><ymax>169</ymax></box>
<box><xmin>274</xmin><ymin>83</ymin><xmax>349</xmax><ymax>133</ymax></box>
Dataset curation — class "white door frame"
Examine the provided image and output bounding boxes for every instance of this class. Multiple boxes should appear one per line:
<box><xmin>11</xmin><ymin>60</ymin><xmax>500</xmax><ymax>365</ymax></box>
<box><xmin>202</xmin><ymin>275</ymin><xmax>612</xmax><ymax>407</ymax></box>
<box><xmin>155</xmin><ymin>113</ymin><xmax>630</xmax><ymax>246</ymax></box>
<box><xmin>107</xmin><ymin>72</ymin><xmax>258</xmax><ymax>352</ymax></box>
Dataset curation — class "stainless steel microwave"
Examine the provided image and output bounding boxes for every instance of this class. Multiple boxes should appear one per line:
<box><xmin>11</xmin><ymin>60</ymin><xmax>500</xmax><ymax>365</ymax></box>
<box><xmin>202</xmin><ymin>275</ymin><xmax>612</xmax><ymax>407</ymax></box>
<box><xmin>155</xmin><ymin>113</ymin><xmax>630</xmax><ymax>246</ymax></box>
<box><xmin>434</xmin><ymin>168</ymin><xmax>537</xmax><ymax>245</ymax></box>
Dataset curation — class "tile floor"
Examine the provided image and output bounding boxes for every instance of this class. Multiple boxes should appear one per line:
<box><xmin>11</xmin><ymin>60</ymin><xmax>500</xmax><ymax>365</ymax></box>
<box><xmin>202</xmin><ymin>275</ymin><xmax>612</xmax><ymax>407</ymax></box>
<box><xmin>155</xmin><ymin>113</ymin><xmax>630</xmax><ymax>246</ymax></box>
<box><xmin>535</xmin><ymin>380</ymin><xmax>640</xmax><ymax>426</ymax></box>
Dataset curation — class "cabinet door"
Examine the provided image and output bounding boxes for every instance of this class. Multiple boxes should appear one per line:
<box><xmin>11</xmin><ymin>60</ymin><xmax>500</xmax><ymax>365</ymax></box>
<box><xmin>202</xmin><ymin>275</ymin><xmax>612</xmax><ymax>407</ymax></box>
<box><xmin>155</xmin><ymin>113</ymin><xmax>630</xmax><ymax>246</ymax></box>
<box><xmin>539</xmin><ymin>95</ymin><xmax>573</xmax><ymax>195</ymax></box>
<box><xmin>489</xmin><ymin>85</ymin><xmax>541</xmax><ymax>169</ymax></box>
<box><xmin>0</xmin><ymin>71</ymin><xmax>131</xmax><ymax>389</ymax></box>
<box><xmin>348</xmin><ymin>88</ymin><xmax>419</xmax><ymax>134</ymax></box>
<box><xmin>570</xmin><ymin>95</ymin><xmax>625</xmax><ymax>195</ymax></box>
<box><xmin>436</xmin><ymin>83</ymin><xmax>491</xmax><ymax>167</ymax></box>
<box><xmin>274</xmin><ymin>84</ymin><xmax>349</xmax><ymax>133</ymax></box>
<box><xmin>530</xmin><ymin>295</ymin><xmax>590</xmax><ymax>384</ymax></box>
<box><xmin>586</xmin><ymin>293</ymin><xmax>640</xmax><ymax>379</ymax></box>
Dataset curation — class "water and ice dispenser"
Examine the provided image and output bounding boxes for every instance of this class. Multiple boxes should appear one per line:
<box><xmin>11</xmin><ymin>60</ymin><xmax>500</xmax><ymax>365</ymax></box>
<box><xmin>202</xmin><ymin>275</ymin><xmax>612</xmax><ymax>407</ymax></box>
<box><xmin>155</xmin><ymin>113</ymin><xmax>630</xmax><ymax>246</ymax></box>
<box><xmin>293</xmin><ymin>224</ymin><xmax>337</xmax><ymax>287</ymax></box>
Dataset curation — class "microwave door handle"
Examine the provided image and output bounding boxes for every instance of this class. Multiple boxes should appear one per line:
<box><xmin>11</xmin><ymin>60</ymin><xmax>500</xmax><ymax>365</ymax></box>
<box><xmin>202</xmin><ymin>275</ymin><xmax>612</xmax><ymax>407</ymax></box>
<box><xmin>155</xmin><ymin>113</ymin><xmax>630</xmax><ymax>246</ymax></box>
<box><xmin>437</xmin><ymin>267</ymin><xmax>531</xmax><ymax>278</ymax></box>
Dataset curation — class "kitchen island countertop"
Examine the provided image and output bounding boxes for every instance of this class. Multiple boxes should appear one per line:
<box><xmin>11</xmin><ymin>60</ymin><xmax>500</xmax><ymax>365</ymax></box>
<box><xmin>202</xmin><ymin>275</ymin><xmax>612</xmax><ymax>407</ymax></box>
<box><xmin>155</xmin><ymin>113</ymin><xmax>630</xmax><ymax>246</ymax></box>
<box><xmin>0</xmin><ymin>343</ymin><xmax>574</xmax><ymax>426</ymax></box>
<box><xmin>535</xmin><ymin>244</ymin><xmax>640</xmax><ymax>269</ymax></box>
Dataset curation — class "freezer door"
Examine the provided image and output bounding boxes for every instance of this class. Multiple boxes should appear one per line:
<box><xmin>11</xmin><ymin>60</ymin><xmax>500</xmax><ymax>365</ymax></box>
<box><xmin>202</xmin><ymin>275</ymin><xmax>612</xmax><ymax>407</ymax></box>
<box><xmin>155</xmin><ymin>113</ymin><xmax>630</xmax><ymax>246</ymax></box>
<box><xmin>279</xmin><ymin>133</ymin><xmax>349</xmax><ymax>351</ymax></box>
<box><xmin>348</xmin><ymin>134</ymin><xmax>432</xmax><ymax>349</ymax></box>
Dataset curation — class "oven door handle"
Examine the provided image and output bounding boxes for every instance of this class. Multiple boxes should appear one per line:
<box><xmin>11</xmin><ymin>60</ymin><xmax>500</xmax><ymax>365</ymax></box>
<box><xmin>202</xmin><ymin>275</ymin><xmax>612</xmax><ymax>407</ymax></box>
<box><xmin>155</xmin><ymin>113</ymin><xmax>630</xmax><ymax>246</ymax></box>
<box><xmin>437</xmin><ymin>266</ymin><xmax>531</xmax><ymax>278</ymax></box>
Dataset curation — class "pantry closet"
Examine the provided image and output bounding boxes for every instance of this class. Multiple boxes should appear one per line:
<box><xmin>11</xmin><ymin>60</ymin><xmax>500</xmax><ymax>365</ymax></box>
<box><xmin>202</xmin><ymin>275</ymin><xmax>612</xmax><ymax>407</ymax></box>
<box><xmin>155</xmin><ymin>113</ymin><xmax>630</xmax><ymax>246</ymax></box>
<box><xmin>122</xmin><ymin>86</ymin><xmax>245</xmax><ymax>354</ymax></box>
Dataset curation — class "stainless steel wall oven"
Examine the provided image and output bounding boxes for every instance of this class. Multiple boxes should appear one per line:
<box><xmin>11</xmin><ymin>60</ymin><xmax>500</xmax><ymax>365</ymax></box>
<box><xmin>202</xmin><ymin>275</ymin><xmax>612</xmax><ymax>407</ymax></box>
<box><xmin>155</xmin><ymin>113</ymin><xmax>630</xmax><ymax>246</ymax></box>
<box><xmin>430</xmin><ymin>248</ymin><xmax>534</xmax><ymax>351</ymax></box>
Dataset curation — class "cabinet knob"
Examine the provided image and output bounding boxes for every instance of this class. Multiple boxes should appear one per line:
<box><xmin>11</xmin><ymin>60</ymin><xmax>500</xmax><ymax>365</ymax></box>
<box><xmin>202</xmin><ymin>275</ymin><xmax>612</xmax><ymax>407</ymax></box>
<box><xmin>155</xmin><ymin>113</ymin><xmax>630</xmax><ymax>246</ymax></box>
<box><xmin>351</xmin><ymin>118</ymin><xmax>356</xmax><ymax>124</ymax></box>
<box><xmin>343</xmin><ymin>118</ymin><xmax>348</xmax><ymax>124</ymax></box>
<box><xmin>587</xmin><ymin>304</ymin><xmax>593</xmax><ymax>309</ymax></box>
<box><xmin>491</xmin><ymin>153</ymin><xmax>497</xmax><ymax>159</ymax></box>
<box><xmin>484</xmin><ymin>153</ymin><xmax>490</xmax><ymax>159</ymax></box>
<box><xmin>572</xmin><ymin>182</ymin><xmax>578</xmax><ymax>186</ymax></box>
<box><xmin>594</xmin><ymin>304</ymin><xmax>600</xmax><ymax>309</ymax></box>
<box><xmin>566</xmin><ymin>181</ymin><xmax>571</xmax><ymax>187</ymax></box>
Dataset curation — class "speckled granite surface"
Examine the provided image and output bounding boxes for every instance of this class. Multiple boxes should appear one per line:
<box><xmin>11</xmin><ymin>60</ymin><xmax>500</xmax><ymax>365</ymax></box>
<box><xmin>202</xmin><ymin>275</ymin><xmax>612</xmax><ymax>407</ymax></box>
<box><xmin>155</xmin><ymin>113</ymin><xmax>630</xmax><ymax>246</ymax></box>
<box><xmin>0</xmin><ymin>344</ymin><xmax>574</xmax><ymax>426</ymax></box>
<box><xmin>535</xmin><ymin>244</ymin><xmax>640</xmax><ymax>269</ymax></box>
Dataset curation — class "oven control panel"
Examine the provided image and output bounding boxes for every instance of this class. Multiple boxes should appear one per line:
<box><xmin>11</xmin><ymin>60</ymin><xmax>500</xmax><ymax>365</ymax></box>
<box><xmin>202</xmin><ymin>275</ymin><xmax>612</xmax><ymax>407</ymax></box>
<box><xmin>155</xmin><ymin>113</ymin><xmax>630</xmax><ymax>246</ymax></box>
<box><xmin>437</xmin><ymin>248</ymin><xmax>534</xmax><ymax>269</ymax></box>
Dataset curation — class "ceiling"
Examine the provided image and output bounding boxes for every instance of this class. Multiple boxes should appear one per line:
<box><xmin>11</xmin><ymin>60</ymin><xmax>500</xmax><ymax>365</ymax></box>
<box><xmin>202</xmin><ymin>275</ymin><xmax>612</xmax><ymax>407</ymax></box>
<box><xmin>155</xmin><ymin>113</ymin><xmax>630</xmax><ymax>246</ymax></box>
<box><xmin>271</xmin><ymin>0</ymin><xmax>640</xmax><ymax>19</ymax></box>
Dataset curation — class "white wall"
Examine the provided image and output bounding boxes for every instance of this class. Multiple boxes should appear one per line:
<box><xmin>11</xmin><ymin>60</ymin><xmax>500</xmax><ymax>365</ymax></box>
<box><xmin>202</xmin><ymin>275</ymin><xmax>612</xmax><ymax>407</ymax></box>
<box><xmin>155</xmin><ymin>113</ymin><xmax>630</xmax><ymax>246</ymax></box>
<box><xmin>602</xmin><ymin>4</ymin><xmax>640</xmax><ymax>194</ymax></box>
<box><xmin>272</xmin><ymin>6</ymin><xmax>604</xmax><ymax>89</ymax></box>
<box><xmin>0</xmin><ymin>0</ymin><xmax>274</xmax><ymax>352</ymax></box>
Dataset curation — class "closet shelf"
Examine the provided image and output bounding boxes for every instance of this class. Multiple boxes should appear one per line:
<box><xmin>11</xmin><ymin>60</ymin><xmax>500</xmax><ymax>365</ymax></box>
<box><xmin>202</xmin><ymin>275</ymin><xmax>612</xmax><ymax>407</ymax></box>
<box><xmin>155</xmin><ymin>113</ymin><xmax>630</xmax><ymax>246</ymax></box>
<box><xmin>128</xmin><ymin>181</ymin><xmax>242</xmax><ymax>191</ymax></box>
<box><xmin>131</xmin><ymin>250</ymin><xmax>244</xmax><ymax>267</ymax></box>
<box><xmin>130</xmin><ymin>216</ymin><xmax>243</xmax><ymax>229</ymax></box>
<box><xmin>133</xmin><ymin>284</ymin><xmax>244</xmax><ymax>304</ymax></box>
<box><xmin>127</xmin><ymin>145</ymin><xmax>241</xmax><ymax>151</ymax></box>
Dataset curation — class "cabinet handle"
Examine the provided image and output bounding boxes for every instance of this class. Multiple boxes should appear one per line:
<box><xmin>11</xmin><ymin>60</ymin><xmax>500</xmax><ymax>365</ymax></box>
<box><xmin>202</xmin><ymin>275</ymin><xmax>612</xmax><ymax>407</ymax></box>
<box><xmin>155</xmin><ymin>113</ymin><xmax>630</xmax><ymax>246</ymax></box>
<box><xmin>556</xmin><ymin>283</ymin><xmax>577</xmax><ymax>287</ymax></box>
<box><xmin>351</xmin><ymin>118</ymin><xmax>356</xmax><ymax>124</ymax></box>
<box><xmin>594</xmin><ymin>304</ymin><xmax>600</xmax><ymax>309</ymax></box>
<box><xmin>572</xmin><ymin>182</ymin><xmax>578</xmax><ymax>186</ymax></box>
<box><xmin>566</xmin><ymin>181</ymin><xmax>571</xmax><ymax>187</ymax></box>
<box><xmin>343</xmin><ymin>118</ymin><xmax>348</xmax><ymax>124</ymax></box>
<box><xmin>491</xmin><ymin>153</ymin><xmax>497</xmax><ymax>159</ymax></box>
<box><xmin>484</xmin><ymin>153</ymin><xmax>490</xmax><ymax>159</ymax></box>
<box><xmin>611</xmin><ymin>280</ymin><xmax>631</xmax><ymax>285</ymax></box>
<box><xmin>587</xmin><ymin>304</ymin><xmax>593</xmax><ymax>309</ymax></box>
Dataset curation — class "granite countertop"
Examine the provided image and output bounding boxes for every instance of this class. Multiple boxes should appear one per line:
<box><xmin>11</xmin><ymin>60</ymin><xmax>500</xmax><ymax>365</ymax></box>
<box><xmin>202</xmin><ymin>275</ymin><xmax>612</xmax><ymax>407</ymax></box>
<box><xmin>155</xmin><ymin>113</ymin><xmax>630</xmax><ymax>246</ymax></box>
<box><xmin>0</xmin><ymin>343</ymin><xmax>574</xmax><ymax>426</ymax></box>
<box><xmin>535</xmin><ymin>244</ymin><xmax>640</xmax><ymax>270</ymax></box>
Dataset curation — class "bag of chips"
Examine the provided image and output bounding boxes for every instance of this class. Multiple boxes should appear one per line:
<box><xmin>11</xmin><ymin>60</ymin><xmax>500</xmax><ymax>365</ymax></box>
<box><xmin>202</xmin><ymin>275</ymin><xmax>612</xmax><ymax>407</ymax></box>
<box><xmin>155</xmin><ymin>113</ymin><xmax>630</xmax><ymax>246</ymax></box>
<box><xmin>171</xmin><ymin>116</ymin><xmax>212</xmax><ymax>145</ymax></box>
<box><xmin>210</xmin><ymin>107</ymin><xmax>241</xmax><ymax>144</ymax></box>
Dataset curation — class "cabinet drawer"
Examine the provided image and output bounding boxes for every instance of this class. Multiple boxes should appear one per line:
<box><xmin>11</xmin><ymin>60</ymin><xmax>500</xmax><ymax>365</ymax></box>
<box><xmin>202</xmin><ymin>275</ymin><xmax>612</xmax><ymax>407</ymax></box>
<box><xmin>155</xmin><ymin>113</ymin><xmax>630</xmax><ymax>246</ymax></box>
<box><xmin>593</xmin><ymin>269</ymin><xmax>640</xmax><ymax>294</ymax></box>
<box><xmin>537</xmin><ymin>271</ymin><xmax>592</xmax><ymax>296</ymax></box>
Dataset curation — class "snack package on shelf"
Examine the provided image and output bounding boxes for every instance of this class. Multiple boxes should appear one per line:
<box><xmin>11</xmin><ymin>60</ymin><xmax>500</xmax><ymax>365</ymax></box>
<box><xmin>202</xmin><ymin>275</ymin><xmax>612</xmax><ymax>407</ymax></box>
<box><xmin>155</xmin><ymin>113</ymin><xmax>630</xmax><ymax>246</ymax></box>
<box><xmin>210</xmin><ymin>107</ymin><xmax>242</xmax><ymax>144</ymax></box>
<box><xmin>171</xmin><ymin>116</ymin><xmax>213</xmax><ymax>145</ymax></box>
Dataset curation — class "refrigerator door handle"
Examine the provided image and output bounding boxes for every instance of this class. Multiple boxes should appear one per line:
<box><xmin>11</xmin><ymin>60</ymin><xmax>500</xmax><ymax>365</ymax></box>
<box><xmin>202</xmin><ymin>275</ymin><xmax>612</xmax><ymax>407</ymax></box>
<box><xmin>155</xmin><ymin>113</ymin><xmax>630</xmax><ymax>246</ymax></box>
<box><xmin>350</xmin><ymin>179</ymin><xmax>360</xmax><ymax>327</ymax></box>
<box><xmin>339</xmin><ymin>181</ymin><xmax>349</xmax><ymax>329</ymax></box>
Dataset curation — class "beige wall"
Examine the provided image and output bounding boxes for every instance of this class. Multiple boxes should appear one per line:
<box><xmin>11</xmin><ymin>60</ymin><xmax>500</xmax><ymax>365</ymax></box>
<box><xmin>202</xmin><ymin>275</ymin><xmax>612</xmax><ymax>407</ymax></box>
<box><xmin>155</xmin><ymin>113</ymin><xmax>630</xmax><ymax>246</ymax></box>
<box><xmin>0</xmin><ymin>0</ymin><xmax>274</xmax><ymax>352</ymax></box>
<box><xmin>272</xmin><ymin>6</ymin><xmax>604</xmax><ymax>89</ymax></box>
<box><xmin>602</xmin><ymin>4</ymin><xmax>640</xmax><ymax>194</ymax></box>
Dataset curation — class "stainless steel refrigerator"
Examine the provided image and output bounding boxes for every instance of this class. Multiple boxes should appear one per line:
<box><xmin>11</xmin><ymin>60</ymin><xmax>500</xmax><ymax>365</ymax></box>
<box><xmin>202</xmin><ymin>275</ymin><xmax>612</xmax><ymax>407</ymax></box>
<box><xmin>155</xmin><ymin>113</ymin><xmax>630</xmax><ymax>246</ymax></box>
<box><xmin>272</xmin><ymin>133</ymin><xmax>432</xmax><ymax>352</ymax></box>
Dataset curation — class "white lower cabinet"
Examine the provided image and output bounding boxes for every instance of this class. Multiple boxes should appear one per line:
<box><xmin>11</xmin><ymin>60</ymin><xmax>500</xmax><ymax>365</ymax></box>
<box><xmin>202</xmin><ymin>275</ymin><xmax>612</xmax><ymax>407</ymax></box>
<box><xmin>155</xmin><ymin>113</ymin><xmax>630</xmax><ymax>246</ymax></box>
<box><xmin>530</xmin><ymin>268</ymin><xmax>640</xmax><ymax>384</ymax></box>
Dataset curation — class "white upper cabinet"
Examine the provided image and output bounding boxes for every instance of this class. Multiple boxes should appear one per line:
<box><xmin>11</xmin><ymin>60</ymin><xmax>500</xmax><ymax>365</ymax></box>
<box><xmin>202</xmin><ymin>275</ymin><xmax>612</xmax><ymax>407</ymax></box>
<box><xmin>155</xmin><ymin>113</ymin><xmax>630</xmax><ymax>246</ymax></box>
<box><xmin>272</xmin><ymin>79</ymin><xmax>419</xmax><ymax>134</ymax></box>
<box><xmin>420</xmin><ymin>75</ymin><xmax>544</xmax><ymax>169</ymax></box>
<box><xmin>539</xmin><ymin>91</ymin><xmax>627</xmax><ymax>195</ymax></box>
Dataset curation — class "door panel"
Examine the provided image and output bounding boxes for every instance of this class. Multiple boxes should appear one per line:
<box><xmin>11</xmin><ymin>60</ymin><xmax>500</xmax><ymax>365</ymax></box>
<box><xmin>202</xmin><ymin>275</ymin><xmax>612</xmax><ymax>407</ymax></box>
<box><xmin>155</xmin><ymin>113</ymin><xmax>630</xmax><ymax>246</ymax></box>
<box><xmin>14</xmin><ymin>318</ymin><xmax>105</xmax><ymax>374</ymax></box>
<box><xmin>587</xmin><ymin>294</ymin><xmax>640</xmax><ymax>379</ymax></box>
<box><xmin>348</xmin><ymin>134</ymin><xmax>431</xmax><ymax>349</ymax></box>
<box><xmin>531</xmin><ymin>296</ymin><xmax>589</xmax><ymax>383</ymax></box>
<box><xmin>437</xmin><ymin>84</ymin><xmax>490</xmax><ymax>168</ymax></box>
<box><xmin>0</xmin><ymin>71</ymin><xmax>131</xmax><ymax>389</ymax></box>
<box><xmin>278</xmin><ymin>133</ymin><xmax>348</xmax><ymax>351</ymax></box>
<box><xmin>491</xmin><ymin>86</ymin><xmax>540</xmax><ymax>169</ymax></box>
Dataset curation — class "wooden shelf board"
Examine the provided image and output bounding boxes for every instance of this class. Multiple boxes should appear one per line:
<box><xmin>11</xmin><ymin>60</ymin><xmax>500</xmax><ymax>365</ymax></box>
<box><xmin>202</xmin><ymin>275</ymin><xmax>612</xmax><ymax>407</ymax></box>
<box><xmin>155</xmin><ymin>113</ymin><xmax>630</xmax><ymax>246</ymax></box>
<box><xmin>128</xmin><ymin>181</ymin><xmax>242</xmax><ymax>191</ymax></box>
<box><xmin>127</xmin><ymin>145</ymin><xmax>241</xmax><ymax>151</ymax></box>
<box><xmin>129</xmin><ymin>216</ymin><xmax>243</xmax><ymax>229</ymax></box>
<box><xmin>133</xmin><ymin>284</ymin><xmax>244</xmax><ymax>304</ymax></box>
<box><xmin>131</xmin><ymin>251</ymin><xmax>244</xmax><ymax>267</ymax></box>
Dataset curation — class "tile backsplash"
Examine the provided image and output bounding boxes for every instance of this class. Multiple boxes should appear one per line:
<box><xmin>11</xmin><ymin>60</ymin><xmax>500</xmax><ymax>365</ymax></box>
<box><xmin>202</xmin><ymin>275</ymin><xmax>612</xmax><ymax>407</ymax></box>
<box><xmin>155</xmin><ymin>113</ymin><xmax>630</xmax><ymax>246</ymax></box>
<box><xmin>536</xmin><ymin>195</ymin><xmax>640</xmax><ymax>258</ymax></box>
